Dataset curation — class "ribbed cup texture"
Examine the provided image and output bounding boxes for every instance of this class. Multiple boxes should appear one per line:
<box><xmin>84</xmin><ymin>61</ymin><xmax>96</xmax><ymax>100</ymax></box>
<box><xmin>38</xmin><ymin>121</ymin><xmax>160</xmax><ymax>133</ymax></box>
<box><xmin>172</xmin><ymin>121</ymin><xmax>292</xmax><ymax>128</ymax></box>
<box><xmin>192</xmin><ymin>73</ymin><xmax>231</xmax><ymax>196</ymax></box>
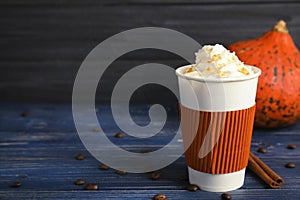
<box><xmin>180</xmin><ymin>104</ymin><xmax>256</xmax><ymax>174</ymax></box>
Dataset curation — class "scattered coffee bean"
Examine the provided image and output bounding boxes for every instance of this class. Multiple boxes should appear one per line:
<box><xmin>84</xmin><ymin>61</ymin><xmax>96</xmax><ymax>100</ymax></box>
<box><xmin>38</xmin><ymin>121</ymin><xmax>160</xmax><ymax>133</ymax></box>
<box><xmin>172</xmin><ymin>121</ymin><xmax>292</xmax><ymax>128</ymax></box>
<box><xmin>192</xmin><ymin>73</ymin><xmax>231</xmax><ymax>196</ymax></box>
<box><xmin>99</xmin><ymin>164</ymin><xmax>109</xmax><ymax>170</ymax></box>
<box><xmin>74</xmin><ymin>179</ymin><xmax>85</xmax><ymax>185</ymax></box>
<box><xmin>186</xmin><ymin>184</ymin><xmax>199</xmax><ymax>191</ymax></box>
<box><xmin>221</xmin><ymin>193</ymin><xmax>232</xmax><ymax>200</ymax></box>
<box><xmin>153</xmin><ymin>193</ymin><xmax>167</xmax><ymax>200</ymax></box>
<box><xmin>11</xmin><ymin>181</ymin><xmax>22</xmax><ymax>188</ymax></box>
<box><xmin>257</xmin><ymin>147</ymin><xmax>267</xmax><ymax>153</ymax></box>
<box><xmin>151</xmin><ymin>172</ymin><xmax>160</xmax><ymax>180</ymax></box>
<box><xmin>75</xmin><ymin>153</ymin><xmax>85</xmax><ymax>160</ymax></box>
<box><xmin>116</xmin><ymin>170</ymin><xmax>127</xmax><ymax>175</ymax></box>
<box><xmin>287</xmin><ymin>144</ymin><xmax>296</xmax><ymax>149</ymax></box>
<box><xmin>85</xmin><ymin>183</ymin><xmax>99</xmax><ymax>190</ymax></box>
<box><xmin>285</xmin><ymin>162</ymin><xmax>296</xmax><ymax>168</ymax></box>
<box><xmin>114</xmin><ymin>132</ymin><xmax>123</xmax><ymax>138</ymax></box>
<box><xmin>92</xmin><ymin>127</ymin><xmax>100</xmax><ymax>132</ymax></box>
<box><xmin>20</xmin><ymin>111</ymin><xmax>29</xmax><ymax>117</ymax></box>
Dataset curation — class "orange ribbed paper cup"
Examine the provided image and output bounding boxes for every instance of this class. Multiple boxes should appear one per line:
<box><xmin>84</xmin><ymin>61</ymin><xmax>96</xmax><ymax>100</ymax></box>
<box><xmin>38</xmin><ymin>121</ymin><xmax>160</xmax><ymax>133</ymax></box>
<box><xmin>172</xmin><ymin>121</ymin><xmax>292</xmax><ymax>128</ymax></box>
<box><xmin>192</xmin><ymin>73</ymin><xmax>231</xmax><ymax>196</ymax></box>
<box><xmin>176</xmin><ymin>65</ymin><xmax>261</xmax><ymax>192</ymax></box>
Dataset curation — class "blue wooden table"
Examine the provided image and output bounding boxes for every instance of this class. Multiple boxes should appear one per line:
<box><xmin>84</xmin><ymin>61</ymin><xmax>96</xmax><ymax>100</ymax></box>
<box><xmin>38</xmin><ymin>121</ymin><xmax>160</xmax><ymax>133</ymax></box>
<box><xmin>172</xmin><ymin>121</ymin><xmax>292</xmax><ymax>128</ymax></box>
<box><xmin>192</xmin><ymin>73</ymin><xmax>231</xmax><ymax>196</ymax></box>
<box><xmin>0</xmin><ymin>103</ymin><xmax>299</xmax><ymax>199</ymax></box>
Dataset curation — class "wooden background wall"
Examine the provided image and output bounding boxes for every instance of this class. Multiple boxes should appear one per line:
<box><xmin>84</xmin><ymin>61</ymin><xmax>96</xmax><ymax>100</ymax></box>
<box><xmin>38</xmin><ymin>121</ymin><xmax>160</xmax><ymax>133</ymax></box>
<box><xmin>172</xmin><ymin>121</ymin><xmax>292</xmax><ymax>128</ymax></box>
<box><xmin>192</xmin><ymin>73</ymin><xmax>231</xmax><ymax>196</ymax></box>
<box><xmin>1</xmin><ymin>0</ymin><xmax>300</xmax><ymax>103</ymax></box>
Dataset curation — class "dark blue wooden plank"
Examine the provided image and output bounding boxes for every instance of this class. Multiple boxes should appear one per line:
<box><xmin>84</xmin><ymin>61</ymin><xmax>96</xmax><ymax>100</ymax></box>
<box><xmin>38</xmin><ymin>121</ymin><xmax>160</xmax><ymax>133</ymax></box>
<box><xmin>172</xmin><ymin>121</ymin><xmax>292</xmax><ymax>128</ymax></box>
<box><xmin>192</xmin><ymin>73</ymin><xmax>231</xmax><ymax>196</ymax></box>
<box><xmin>0</xmin><ymin>103</ymin><xmax>300</xmax><ymax>199</ymax></box>
<box><xmin>1</xmin><ymin>189</ymin><xmax>300</xmax><ymax>200</ymax></box>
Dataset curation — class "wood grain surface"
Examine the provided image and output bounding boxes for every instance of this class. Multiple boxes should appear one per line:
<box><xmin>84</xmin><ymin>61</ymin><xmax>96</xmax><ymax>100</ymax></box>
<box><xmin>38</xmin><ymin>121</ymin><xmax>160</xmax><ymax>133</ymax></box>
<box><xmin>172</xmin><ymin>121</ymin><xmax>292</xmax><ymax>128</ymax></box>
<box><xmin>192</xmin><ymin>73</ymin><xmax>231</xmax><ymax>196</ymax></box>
<box><xmin>0</xmin><ymin>103</ymin><xmax>300</xmax><ymax>199</ymax></box>
<box><xmin>0</xmin><ymin>0</ymin><xmax>299</xmax><ymax>102</ymax></box>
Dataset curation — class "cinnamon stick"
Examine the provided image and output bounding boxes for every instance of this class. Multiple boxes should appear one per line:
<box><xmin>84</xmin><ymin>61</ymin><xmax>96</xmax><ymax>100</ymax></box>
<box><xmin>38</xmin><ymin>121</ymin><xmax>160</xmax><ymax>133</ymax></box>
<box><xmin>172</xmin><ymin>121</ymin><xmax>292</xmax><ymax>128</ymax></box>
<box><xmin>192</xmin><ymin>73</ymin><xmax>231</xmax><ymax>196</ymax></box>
<box><xmin>248</xmin><ymin>152</ymin><xmax>284</xmax><ymax>188</ymax></box>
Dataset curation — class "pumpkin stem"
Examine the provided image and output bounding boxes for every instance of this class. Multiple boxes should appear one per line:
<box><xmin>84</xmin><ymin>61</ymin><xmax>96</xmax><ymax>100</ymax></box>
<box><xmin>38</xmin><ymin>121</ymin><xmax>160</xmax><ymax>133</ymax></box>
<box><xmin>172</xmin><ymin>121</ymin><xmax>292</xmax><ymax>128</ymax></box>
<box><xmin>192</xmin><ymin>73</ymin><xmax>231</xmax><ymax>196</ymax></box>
<box><xmin>273</xmin><ymin>20</ymin><xmax>289</xmax><ymax>33</ymax></box>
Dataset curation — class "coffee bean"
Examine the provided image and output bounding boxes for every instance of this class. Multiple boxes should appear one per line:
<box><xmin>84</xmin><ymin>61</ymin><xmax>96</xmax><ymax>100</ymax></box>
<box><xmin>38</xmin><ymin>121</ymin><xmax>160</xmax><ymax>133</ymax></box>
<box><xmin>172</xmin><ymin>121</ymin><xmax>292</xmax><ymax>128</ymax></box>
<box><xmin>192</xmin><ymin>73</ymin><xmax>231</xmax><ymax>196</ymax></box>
<box><xmin>151</xmin><ymin>172</ymin><xmax>160</xmax><ymax>180</ymax></box>
<box><xmin>257</xmin><ymin>147</ymin><xmax>267</xmax><ymax>153</ymax></box>
<box><xmin>99</xmin><ymin>164</ymin><xmax>109</xmax><ymax>170</ymax></box>
<box><xmin>153</xmin><ymin>193</ymin><xmax>167</xmax><ymax>200</ymax></box>
<box><xmin>74</xmin><ymin>179</ymin><xmax>85</xmax><ymax>185</ymax></box>
<box><xmin>114</xmin><ymin>132</ymin><xmax>123</xmax><ymax>138</ymax></box>
<box><xmin>20</xmin><ymin>111</ymin><xmax>29</xmax><ymax>117</ymax></box>
<box><xmin>116</xmin><ymin>170</ymin><xmax>127</xmax><ymax>175</ymax></box>
<box><xmin>75</xmin><ymin>153</ymin><xmax>85</xmax><ymax>160</ymax></box>
<box><xmin>285</xmin><ymin>162</ymin><xmax>296</xmax><ymax>168</ymax></box>
<box><xmin>186</xmin><ymin>184</ymin><xmax>199</xmax><ymax>191</ymax></box>
<box><xmin>11</xmin><ymin>181</ymin><xmax>22</xmax><ymax>188</ymax></box>
<box><xmin>221</xmin><ymin>193</ymin><xmax>232</xmax><ymax>200</ymax></box>
<box><xmin>287</xmin><ymin>144</ymin><xmax>296</xmax><ymax>149</ymax></box>
<box><xmin>85</xmin><ymin>183</ymin><xmax>99</xmax><ymax>190</ymax></box>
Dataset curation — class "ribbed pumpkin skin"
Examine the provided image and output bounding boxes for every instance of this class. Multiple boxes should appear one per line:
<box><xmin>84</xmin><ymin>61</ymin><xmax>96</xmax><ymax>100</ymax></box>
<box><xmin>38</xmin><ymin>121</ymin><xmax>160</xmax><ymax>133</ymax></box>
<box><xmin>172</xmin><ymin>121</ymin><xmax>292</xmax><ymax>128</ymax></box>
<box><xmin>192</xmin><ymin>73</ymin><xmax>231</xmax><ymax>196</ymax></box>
<box><xmin>228</xmin><ymin>21</ymin><xmax>300</xmax><ymax>128</ymax></box>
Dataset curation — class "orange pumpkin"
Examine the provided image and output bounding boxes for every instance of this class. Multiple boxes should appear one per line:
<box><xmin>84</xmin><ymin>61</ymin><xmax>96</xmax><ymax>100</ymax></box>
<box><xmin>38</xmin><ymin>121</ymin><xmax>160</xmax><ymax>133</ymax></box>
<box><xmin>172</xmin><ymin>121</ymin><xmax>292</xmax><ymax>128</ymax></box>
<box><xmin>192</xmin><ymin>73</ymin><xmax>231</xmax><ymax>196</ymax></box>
<box><xmin>228</xmin><ymin>20</ymin><xmax>300</xmax><ymax>128</ymax></box>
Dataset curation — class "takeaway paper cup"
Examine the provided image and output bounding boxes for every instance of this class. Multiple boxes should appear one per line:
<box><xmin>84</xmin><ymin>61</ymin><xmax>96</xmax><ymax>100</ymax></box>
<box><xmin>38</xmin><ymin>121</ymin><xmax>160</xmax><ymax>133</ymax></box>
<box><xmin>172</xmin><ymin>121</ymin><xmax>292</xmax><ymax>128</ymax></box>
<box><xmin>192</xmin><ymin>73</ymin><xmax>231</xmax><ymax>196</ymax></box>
<box><xmin>176</xmin><ymin>64</ymin><xmax>261</xmax><ymax>192</ymax></box>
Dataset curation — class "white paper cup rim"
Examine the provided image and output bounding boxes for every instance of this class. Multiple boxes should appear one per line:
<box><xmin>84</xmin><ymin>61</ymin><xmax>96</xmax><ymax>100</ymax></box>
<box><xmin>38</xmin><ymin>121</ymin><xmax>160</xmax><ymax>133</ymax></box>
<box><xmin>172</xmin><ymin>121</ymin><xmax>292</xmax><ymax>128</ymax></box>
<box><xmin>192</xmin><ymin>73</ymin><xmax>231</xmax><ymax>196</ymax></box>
<box><xmin>176</xmin><ymin>65</ymin><xmax>261</xmax><ymax>83</ymax></box>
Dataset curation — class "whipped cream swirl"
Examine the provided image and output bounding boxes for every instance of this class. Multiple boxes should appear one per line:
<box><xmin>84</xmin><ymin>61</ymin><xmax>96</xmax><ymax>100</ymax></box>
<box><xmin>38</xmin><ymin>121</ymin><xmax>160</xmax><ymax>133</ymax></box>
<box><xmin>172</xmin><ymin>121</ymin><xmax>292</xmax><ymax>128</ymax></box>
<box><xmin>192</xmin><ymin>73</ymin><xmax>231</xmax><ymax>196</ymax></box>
<box><xmin>185</xmin><ymin>44</ymin><xmax>254</xmax><ymax>78</ymax></box>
